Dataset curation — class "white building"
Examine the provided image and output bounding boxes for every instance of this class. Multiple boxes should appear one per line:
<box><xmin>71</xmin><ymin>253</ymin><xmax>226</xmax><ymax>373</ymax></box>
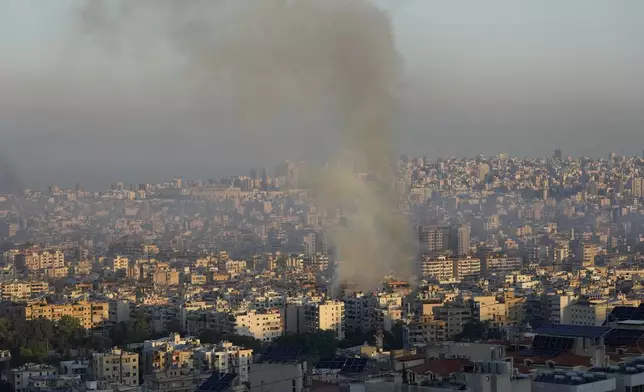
<box><xmin>195</xmin><ymin>341</ymin><xmax>253</xmax><ymax>383</ymax></box>
<box><xmin>233</xmin><ymin>309</ymin><xmax>283</xmax><ymax>342</ymax></box>
<box><xmin>533</xmin><ymin>371</ymin><xmax>614</xmax><ymax>392</ymax></box>
<box><xmin>249</xmin><ymin>362</ymin><xmax>306</xmax><ymax>392</ymax></box>
<box><xmin>11</xmin><ymin>364</ymin><xmax>57</xmax><ymax>392</ymax></box>
<box><xmin>305</xmin><ymin>300</ymin><xmax>345</xmax><ymax>340</ymax></box>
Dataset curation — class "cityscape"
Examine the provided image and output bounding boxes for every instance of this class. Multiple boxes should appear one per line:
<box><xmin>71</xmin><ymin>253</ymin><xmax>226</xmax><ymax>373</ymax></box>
<box><xmin>2</xmin><ymin>151</ymin><xmax>644</xmax><ymax>392</ymax></box>
<box><xmin>2</xmin><ymin>1</ymin><xmax>644</xmax><ymax>392</ymax></box>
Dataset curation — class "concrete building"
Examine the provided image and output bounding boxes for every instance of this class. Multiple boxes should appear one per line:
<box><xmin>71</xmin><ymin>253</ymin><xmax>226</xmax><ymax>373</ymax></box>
<box><xmin>454</xmin><ymin>257</ymin><xmax>481</xmax><ymax>281</ymax></box>
<box><xmin>481</xmin><ymin>256</ymin><xmax>523</xmax><ymax>276</ymax></box>
<box><xmin>0</xmin><ymin>300</ymin><xmax>109</xmax><ymax>329</ymax></box>
<box><xmin>420</xmin><ymin>256</ymin><xmax>455</xmax><ymax>281</ymax></box>
<box><xmin>304</xmin><ymin>300</ymin><xmax>345</xmax><ymax>340</ymax></box>
<box><xmin>433</xmin><ymin>304</ymin><xmax>473</xmax><ymax>339</ymax></box>
<box><xmin>418</xmin><ymin>224</ymin><xmax>450</xmax><ymax>253</ymax></box>
<box><xmin>449</xmin><ymin>224</ymin><xmax>471</xmax><ymax>256</ymax></box>
<box><xmin>92</xmin><ymin>348</ymin><xmax>139</xmax><ymax>386</ymax></box>
<box><xmin>143</xmin><ymin>368</ymin><xmax>213</xmax><ymax>392</ymax></box>
<box><xmin>343</xmin><ymin>293</ymin><xmax>376</xmax><ymax>333</ymax></box>
<box><xmin>233</xmin><ymin>309</ymin><xmax>283</xmax><ymax>342</ymax></box>
<box><xmin>11</xmin><ymin>363</ymin><xmax>57</xmax><ymax>392</ymax></box>
<box><xmin>16</xmin><ymin>250</ymin><xmax>65</xmax><ymax>271</ymax></box>
<box><xmin>404</xmin><ymin>316</ymin><xmax>447</xmax><ymax>347</ymax></box>
<box><xmin>589</xmin><ymin>356</ymin><xmax>644</xmax><ymax>392</ymax></box>
<box><xmin>249</xmin><ymin>361</ymin><xmax>306</xmax><ymax>392</ymax></box>
<box><xmin>194</xmin><ymin>341</ymin><xmax>253</xmax><ymax>383</ymax></box>
<box><xmin>533</xmin><ymin>371</ymin><xmax>614</xmax><ymax>392</ymax></box>
<box><xmin>0</xmin><ymin>281</ymin><xmax>49</xmax><ymax>300</ymax></box>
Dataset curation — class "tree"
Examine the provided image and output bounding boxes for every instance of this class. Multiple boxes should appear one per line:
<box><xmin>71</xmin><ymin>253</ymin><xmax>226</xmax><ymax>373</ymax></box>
<box><xmin>383</xmin><ymin>323</ymin><xmax>404</xmax><ymax>350</ymax></box>
<box><xmin>56</xmin><ymin>316</ymin><xmax>85</xmax><ymax>350</ymax></box>
<box><xmin>454</xmin><ymin>321</ymin><xmax>487</xmax><ymax>342</ymax></box>
<box><xmin>130</xmin><ymin>312</ymin><xmax>153</xmax><ymax>343</ymax></box>
<box><xmin>274</xmin><ymin>330</ymin><xmax>337</xmax><ymax>358</ymax></box>
<box><xmin>164</xmin><ymin>318</ymin><xmax>183</xmax><ymax>334</ymax></box>
<box><xmin>339</xmin><ymin>328</ymin><xmax>374</xmax><ymax>348</ymax></box>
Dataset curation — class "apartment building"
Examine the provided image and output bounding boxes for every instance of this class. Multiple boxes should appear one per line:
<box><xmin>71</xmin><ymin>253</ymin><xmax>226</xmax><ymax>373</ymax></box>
<box><xmin>15</xmin><ymin>250</ymin><xmax>65</xmax><ymax>271</ymax></box>
<box><xmin>0</xmin><ymin>281</ymin><xmax>49</xmax><ymax>300</ymax></box>
<box><xmin>404</xmin><ymin>316</ymin><xmax>447</xmax><ymax>347</ymax></box>
<box><xmin>92</xmin><ymin>348</ymin><xmax>139</xmax><ymax>386</ymax></box>
<box><xmin>109</xmin><ymin>256</ymin><xmax>130</xmax><ymax>273</ymax></box>
<box><xmin>433</xmin><ymin>304</ymin><xmax>473</xmax><ymax>339</ymax></box>
<box><xmin>343</xmin><ymin>293</ymin><xmax>376</xmax><ymax>333</ymax></box>
<box><xmin>233</xmin><ymin>309</ymin><xmax>283</xmax><ymax>342</ymax></box>
<box><xmin>418</xmin><ymin>224</ymin><xmax>450</xmax><ymax>253</ymax></box>
<box><xmin>194</xmin><ymin>341</ymin><xmax>253</xmax><ymax>383</ymax></box>
<box><xmin>481</xmin><ymin>256</ymin><xmax>523</xmax><ymax>276</ymax></box>
<box><xmin>0</xmin><ymin>300</ymin><xmax>109</xmax><ymax>329</ymax></box>
<box><xmin>304</xmin><ymin>300</ymin><xmax>345</xmax><ymax>340</ymax></box>
<box><xmin>420</xmin><ymin>256</ymin><xmax>455</xmax><ymax>281</ymax></box>
<box><xmin>11</xmin><ymin>363</ymin><xmax>57</xmax><ymax>392</ymax></box>
<box><xmin>454</xmin><ymin>257</ymin><xmax>481</xmax><ymax>280</ymax></box>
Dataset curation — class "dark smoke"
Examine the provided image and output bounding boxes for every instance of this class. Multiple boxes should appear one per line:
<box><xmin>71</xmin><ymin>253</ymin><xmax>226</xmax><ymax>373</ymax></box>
<box><xmin>78</xmin><ymin>0</ymin><xmax>414</xmax><ymax>291</ymax></box>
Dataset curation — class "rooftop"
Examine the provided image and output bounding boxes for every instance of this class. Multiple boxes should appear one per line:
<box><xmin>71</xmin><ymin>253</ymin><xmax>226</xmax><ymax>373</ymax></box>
<box><xmin>534</xmin><ymin>371</ymin><xmax>609</xmax><ymax>385</ymax></box>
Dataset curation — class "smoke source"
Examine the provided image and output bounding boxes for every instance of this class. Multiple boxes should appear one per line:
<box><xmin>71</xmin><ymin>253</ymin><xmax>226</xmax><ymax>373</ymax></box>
<box><xmin>79</xmin><ymin>0</ymin><xmax>414</xmax><ymax>291</ymax></box>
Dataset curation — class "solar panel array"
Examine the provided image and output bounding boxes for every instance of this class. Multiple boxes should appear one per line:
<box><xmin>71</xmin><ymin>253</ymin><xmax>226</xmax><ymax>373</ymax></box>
<box><xmin>197</xmin><ymin>373</ymin><xmax>236</xmax><ymax>392</ymax></box>
<box><xmin>315</xmin><ymin>357</ymin><xmax>369</xmax><ymax>373</ymax></box>
<box><xmin>261</xmin><ymin>346</ymin><xmax>303</xmax><ymax>362</ymax></box>
<box><xmin>341</xmin><ymin>358</ymin><xmax>368</xmax><ymax>373</ymax></box>
<box><xmin>605</xmin><ymin>305</ymin><xmax>644</xmax><ymax>324</ymax></box>
<box><xmin>518</xmin><ymin>348</ymin><xmax>562</xmax><ymax>358</ymax></box>
<box><xmin>534</xmin><ymin>324</ymin><xmax>610</xmax><ymax>338</ymax></box>
<box><xmin>532</xmin><ymin>335</ymin><xmax>574</xmax><ymax>350</ymax></box>
<box><xmin>316</xmin><ymin>358</ymin><xmax>347</xmax><ymax>370</ymax></box>
<box><xmin>604</xmin><ymin>328</ymin><xmax>644</xmax><ymax>346</ymax></box>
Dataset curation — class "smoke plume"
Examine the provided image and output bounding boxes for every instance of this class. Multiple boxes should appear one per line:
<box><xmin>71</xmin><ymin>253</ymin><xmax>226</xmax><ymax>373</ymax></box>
<box><xmin>0</xmin><ymin>151</ymin><xmax>23</xmax><ymax>193</ymax></box>
<box><xmin>79</xmin><ymin>0</ymin><xmax>414</xmax><ymax>291</ymax></box>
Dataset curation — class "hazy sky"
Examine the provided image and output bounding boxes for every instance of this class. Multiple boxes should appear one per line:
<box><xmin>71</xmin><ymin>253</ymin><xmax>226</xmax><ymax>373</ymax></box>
<box><xmin>1</xmin><ymin>0</ymin><xmax>643</xmax><ymax>188</ymax></box>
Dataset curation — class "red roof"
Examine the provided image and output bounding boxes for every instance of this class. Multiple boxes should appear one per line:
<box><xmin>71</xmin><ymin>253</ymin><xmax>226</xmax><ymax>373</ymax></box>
<box><xmin>310</xmin><ymin>380</ymin><xmax>340</xmax><ymax>392</ymax></box>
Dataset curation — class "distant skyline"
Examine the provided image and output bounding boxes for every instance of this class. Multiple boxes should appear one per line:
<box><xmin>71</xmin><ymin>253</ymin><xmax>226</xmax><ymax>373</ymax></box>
<box><xmin>1</xmin><ymin>0</ymin><xmax>644</xmax><ymax>189</ymax></box>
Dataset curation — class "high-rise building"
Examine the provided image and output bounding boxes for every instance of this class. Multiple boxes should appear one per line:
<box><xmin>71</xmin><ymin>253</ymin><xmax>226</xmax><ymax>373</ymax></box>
<box><xmin>302</xmin><ymin>232</ymin><xmax>316</xmax><ymax>262</ymax></box>
<box><xmin>632</xmin><ymin>177</ymin><xmax>643</xmax><ymax>198</ymax></box>
<box><xmin>418</xmin><ymin>224</ymin><xmax>450</xmax><ymax>253</ymax></box>
<box><xmin>554</xmin><ymin>149</ymin><xmax>562</xmax><ymax>160</ymax></box>
<box><xmin>449</xmin><ymin>225</ymin><xmax>471</xmax><ymax>256</ymax></box>
<box><xmin>304</xmin><ymin>300</ymin><xmax>345</xmax><ymax>340</ymax></box>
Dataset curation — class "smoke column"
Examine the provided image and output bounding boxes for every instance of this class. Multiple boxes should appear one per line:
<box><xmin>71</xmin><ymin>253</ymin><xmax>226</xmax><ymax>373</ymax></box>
<box><xmin>79</xmin><ymin>0</ymin><xmax>414</xmax><ymax>291</ymax></box>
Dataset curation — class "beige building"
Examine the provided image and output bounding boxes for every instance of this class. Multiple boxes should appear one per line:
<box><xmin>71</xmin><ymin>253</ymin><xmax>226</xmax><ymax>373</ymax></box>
<box><xmin>0</xmin><ymin>281</ymin><xmax>49</xmax><ymax>300</ymax></box>
<box><xmin>0</xmin><ymin>301</ymin><xmax>109</xmax><ymax>329</ymax></box>
<box><xmin>454</xmin><ymin>257</ymin><xmax>481</xmax><ymax>280</ymax></box>
<box><xmin>92</xmin><ymin>348</ymin><xmax>139</xmax><ymax>386</ymax></box>
<box><xmin>505</xmin><ymin>294</ymin><xmax>526</xmax><ymax>325</ymax></box>
<box><xmin>404</xmin><ymin>316</ymin><xmax>447</xmax><ymax>347</ymax></box>
<box><xmin>110</xmin><ymin>256</ymin><xmax>130</xmax><ymax>272</ymax></box>
<box><xmin>433</xmin><ymin>304</ymin><xmax>473</xmax><ymax>338</ymax></box>
<box><xmin>18</xmin><ymin>250</ymin><xmax>65</xmax><ymax>271</ymax></box>
<box><xmin>475</xmin><ymin>296</ymin><xmax>507</xmax><ymax>323</ymax></box>
<box><xmin>304</xmin><ymin>300</ymin><xmax>345</xmax><ymax>340</ymax></box>
<box><xmin>233</xmin><ymin>309</ymin><xmax>283</xmax><ymax>342</ymax></box>
<box><xmin>420</xmin><ymin>256</ymin><xmax>455</xmax><ymax>281</ymax></box>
